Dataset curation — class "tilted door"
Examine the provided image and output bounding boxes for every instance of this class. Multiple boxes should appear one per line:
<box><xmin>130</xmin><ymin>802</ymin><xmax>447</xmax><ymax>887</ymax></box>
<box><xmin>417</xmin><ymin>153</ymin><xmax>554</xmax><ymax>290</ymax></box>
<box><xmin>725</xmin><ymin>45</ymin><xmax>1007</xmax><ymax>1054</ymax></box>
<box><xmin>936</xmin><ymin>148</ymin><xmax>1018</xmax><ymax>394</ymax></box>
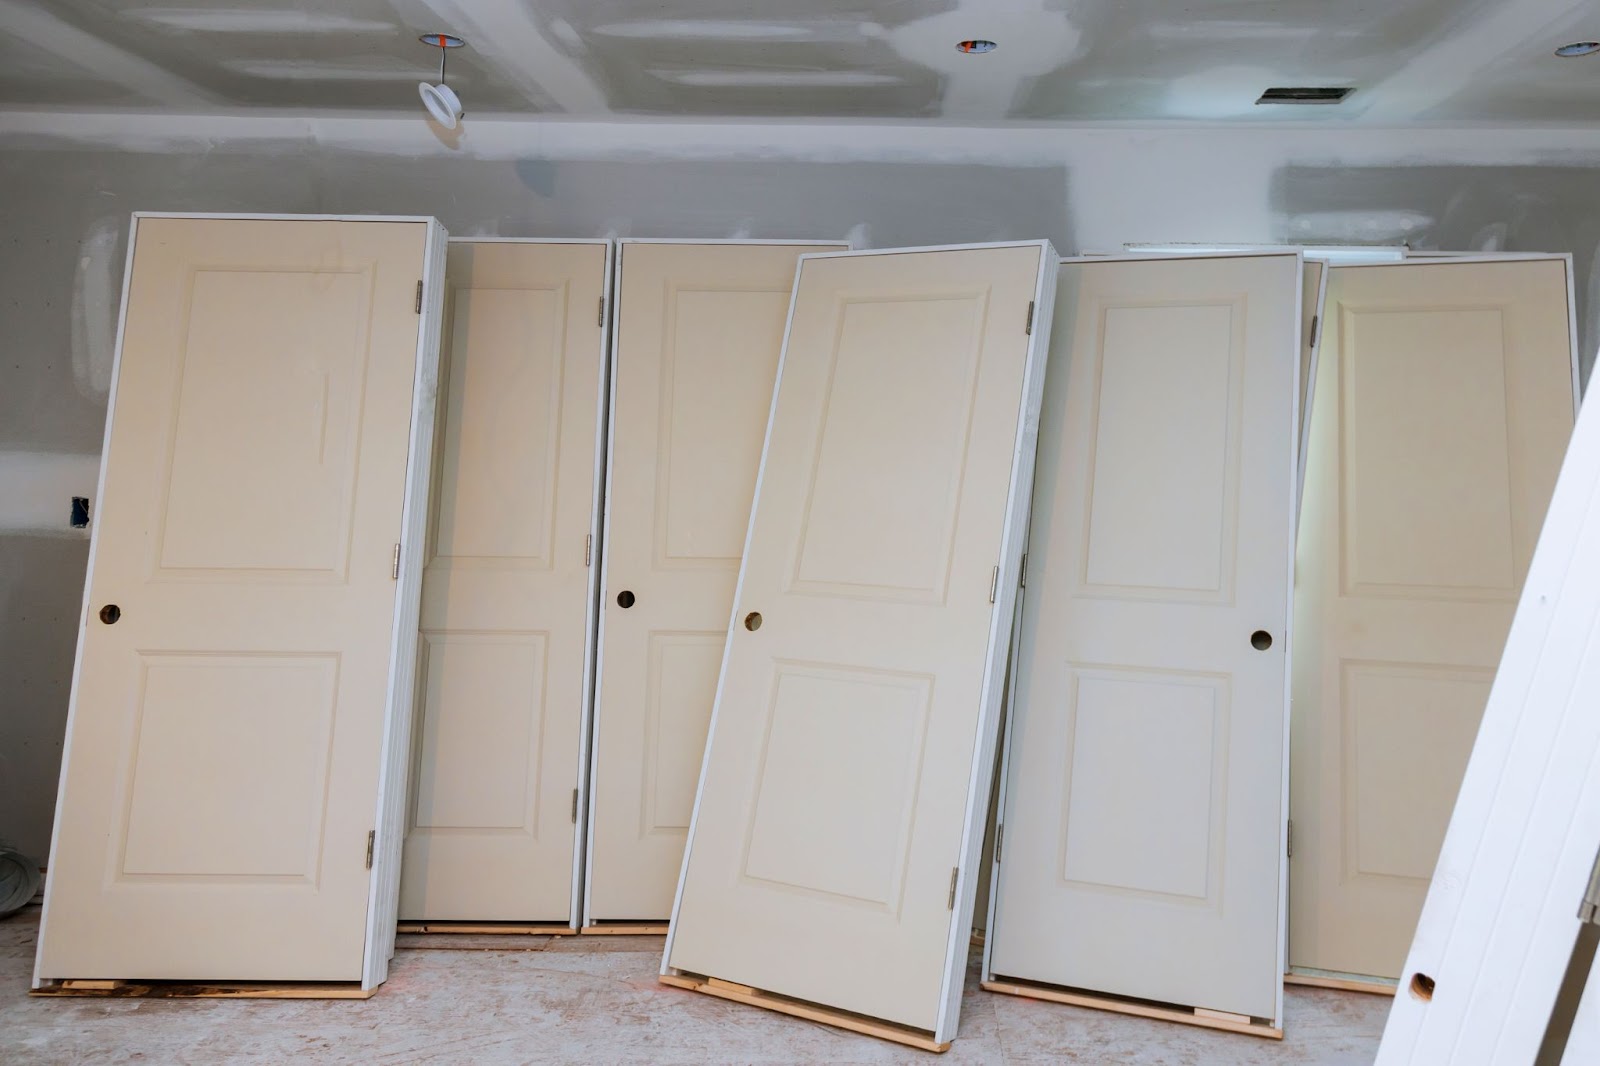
<box><xmin>586</xmin><ymin>241</ymin><xmax>842</xmax><ymax>922</ymax></box>
<box><xmin>666</xmin><ymin>243</ymin><xmax>1053</xmax><ymax>1036</ymax></box>
<box><xmin>399</xmin><ymin>241</ymin><xmax>608</xmax><ymax>922</ymax></box>
<box><xmin>36</xmin><ymin>216</ymin><xmax>437</xmax><ymax>982</ymax></box>
<box><xmin>1299</xmin><ymin>259</ymin><xmax>1328</xmax><ymax>509</ymax></box>
<box><xmin>987</xmin><ymin>254</ymin><xmax>1300</xmax><ymax>1023</ymax></box>
<box><xmin>1289</xmin><ymin>258</ymin><xmax>1576</xmax><ymax>981</ymax></box>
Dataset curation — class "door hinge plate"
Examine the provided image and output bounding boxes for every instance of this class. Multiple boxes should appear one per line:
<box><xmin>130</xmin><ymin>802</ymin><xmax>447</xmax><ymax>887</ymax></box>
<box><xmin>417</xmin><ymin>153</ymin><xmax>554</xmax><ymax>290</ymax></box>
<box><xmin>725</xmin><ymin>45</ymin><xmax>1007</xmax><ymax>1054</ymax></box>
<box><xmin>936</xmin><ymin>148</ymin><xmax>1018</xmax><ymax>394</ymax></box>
<box><xmin>1580</xmin><ymin>841</ymin><xmax>1600</xmax><ymax>924</ymax></box>
<box><xmin>585</xmin><ymin>534</ymin><xmax>593</xmax><ymax>567</ymax></box>
<box><xmin>995</xmin><ymin>824</ymin><xmax>1005</xmax><ymax>864</ymax></box>
<box><xmin>1019</xmin><ymin>553</ymin><xmax>1028</xmax><ymax>589</ymax></box>
<box><xmin>947</xmin><ymin>867</ymin><xmax>960</xmax><ymax>910</ymax></box>
<box><xmin>391</xmin><ymin>543</ymin><xmax>401</xmax><ymax>580</ymax></box>
<box><xmin>988</xmin><ymin>565</ymin><xmax>1000</xmax><ymax>604</ymax></box>
<box><xmin>1287</xmin><ymin>819</ymin><xmax>1294</xmax><ymax>859</ymax></box>
<box><xmin>571</xmin><ymin>788</ymin><xmax>580</xmax><ymax>824</ymax></box>
<box><xmin>1024</xmin><ymin>300</ymin><xmax>1035</xmax><ymax>335</ymax></box>
<box><xmin>415</xmin><ymin>280</ymin><xmax>424</xmax><ymax>314</ymax></box>
<box><xmin>365</xmin><ymin>830</ymin><xmax>376</xmax><ymax>870</ymax></box>
<box><xmin>598</xmin><ymin>296</ymin><xmax>606</xmax><ymax>328</ymax></box>
<box><xmin>1308</xmin><ymin>314</ymin><xmax>1320</xmax><ymax>350</ymax></box>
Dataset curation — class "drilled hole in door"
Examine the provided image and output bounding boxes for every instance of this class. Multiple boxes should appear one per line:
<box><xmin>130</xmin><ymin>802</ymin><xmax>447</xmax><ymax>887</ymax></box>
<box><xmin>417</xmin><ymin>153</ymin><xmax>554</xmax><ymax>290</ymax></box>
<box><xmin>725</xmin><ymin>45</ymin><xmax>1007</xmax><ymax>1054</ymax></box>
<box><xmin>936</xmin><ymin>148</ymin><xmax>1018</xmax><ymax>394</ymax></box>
<box><xmin>1409</xmin><ymin>973</ymin><xmax>1435</xmax><ymax>1001</ymax></box>
<box><xmin>744</xmin><ymin>612</ymin><xmax>762</xmax><ymax>631</ymax></box>
<box><xmin>1251</xmin><ymin>630</ymin><xmax>1273</xmax><ymax>651</ymax></box>
<box><xmin>616</xmin><ymin>590</ymin><xmax>635</xmax><ymax>609</ymax></box>
<box><xmin>99</xmin><ymin>604</ymin><xmax>121</xmax><ymax>625</ymax></box>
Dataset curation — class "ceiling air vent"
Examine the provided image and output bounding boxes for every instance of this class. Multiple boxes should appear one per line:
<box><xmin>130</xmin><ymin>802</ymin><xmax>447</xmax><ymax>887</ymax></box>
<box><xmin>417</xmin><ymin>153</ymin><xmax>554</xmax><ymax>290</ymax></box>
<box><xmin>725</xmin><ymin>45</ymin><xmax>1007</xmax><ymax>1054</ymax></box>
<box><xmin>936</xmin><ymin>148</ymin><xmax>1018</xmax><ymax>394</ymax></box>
<box><xmin>1256</xmin><ymin>86</ymin><xmax>1354</xmax><ymax>105</ymax></box>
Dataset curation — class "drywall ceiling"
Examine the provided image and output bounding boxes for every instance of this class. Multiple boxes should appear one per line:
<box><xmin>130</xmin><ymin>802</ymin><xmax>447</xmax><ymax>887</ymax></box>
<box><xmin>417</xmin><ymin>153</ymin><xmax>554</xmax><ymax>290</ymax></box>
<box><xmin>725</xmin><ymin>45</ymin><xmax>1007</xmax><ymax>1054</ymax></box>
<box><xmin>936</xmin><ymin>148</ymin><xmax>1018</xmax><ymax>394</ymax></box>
<box><xmin>1</xmin><ymin>0</ymin><xmax>1599</xmax><ymax>122</ymax></box>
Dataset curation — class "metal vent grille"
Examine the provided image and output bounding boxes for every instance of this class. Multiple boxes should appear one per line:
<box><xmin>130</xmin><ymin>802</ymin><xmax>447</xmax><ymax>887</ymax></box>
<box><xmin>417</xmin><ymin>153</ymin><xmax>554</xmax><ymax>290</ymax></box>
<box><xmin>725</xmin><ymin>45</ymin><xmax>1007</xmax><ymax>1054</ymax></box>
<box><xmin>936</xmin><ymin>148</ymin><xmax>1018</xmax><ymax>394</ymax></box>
<box><xmin>1256</xmin><ymin>86</ymin><xmax>1355</xmax><ymax>105</ymax></box>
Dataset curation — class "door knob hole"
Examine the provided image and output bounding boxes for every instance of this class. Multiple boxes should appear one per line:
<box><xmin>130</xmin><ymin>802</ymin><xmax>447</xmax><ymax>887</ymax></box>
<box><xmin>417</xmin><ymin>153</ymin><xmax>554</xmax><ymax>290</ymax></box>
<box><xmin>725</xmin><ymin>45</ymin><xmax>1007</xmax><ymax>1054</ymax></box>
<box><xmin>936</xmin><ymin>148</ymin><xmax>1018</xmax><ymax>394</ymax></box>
<box><xmin>1250</xmin><ymin>629</ymin><xmax>1273</xmax><ymax>651</ymax></box>
<box><xmin>744</xmin><ymin>612</ymin><xmax>762</xmax><ymax>632</ymax></box>
<box><xmin>616</xmin><ymin>590</ymin><xmax>635</xmax><ymax>609</ymax></box>
<box><xmin>1408</xmin><ymin>972</ymin><xmax>1435</xmax><ymax>1001</ymax></box>
<box><xmin>99</xmin><ymin>604</ymin><xmax>121</xmax><ymax>625</ymax></box>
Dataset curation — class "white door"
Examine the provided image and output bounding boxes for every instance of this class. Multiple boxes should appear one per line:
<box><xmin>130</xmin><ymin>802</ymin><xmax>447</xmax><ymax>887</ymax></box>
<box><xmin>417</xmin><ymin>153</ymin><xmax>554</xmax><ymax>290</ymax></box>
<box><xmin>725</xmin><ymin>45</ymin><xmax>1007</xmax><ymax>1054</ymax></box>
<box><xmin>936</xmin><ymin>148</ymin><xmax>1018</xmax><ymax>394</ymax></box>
<box><xmin>586</xmin><ymin>241</ymin><xmax>843</xmax><ymax>923</ymax></box>
<box><xmin>1289</xmin><ymin>258</ymin><xmax>1576</xmax><ymax>981</ymax></box>
<box><xmin>399</xmin><ymin>241</ymin><xmax>608</xmax><ymax>922</ymax></box>
<box><xmin>35</xmin><ymin>216</ymin><xmax>440</xmax><ymax>982</ymax></box>
<box><xmin>666</xmin><ymin>243</ymin><xmax>1054</xmax><ymax>1037</ymax></box>
<box><xmin>987</xmin><ymin>253</ymin><xmax>1300</xmax><ymax>1023</ymax></box>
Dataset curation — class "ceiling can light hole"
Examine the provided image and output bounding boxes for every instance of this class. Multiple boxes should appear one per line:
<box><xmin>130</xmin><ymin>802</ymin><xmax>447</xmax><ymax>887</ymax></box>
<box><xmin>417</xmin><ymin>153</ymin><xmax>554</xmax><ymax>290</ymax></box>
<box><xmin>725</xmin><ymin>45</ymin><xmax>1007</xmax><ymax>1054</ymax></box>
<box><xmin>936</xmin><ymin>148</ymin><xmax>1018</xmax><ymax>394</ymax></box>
<box><xmin>1556</xmin><ymin>41</ymin><xmax>1600</xmax><ymax>57</ymax></box>
<box><xmin>956</xmin><ymin>39</ymin><xmax>997</xmax><ymax>54</ymax></box>
<box><xmin>418</xmin><ymin>33</ymin><xmax>465</xmax><ymax>49</ymax></box>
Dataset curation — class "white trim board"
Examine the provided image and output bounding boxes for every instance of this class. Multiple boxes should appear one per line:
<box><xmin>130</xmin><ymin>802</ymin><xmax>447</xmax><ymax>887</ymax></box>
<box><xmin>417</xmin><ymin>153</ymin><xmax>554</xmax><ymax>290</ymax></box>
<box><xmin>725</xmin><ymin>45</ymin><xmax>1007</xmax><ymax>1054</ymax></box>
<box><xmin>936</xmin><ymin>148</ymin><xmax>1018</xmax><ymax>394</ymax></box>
<box><xmin>579</xmin><ymin>238</ymin><xmax>849</xmax><ymax>930</ymax></box>
<box><xmin>981</xmin><ymin>251</ymin><xmax>1304</xmax><ymax>1033</ymax></box>
<box><xmin>659</xmin><ymin>239</ymin><xmax>1059</xmax><ymax>1047</ymax></box>
<box><xmin>1376</xmin><ymin>336</ymin><xmax>1600</xmax><ymax>1063</ymax></box>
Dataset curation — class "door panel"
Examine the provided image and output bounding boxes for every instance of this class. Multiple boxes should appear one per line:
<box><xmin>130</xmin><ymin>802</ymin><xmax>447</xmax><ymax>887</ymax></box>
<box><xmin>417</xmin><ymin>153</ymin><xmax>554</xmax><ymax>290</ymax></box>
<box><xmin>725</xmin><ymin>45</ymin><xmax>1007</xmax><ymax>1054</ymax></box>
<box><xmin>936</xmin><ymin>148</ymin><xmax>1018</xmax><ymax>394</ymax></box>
<box><xmin>36</xmin><ymin>217</ymin><xmax>431</xmax><ymax>981</ymax></box>
<box><xmin>988</xmin><ymin>254</ymin><xmax>1299</xmax><ymax>1021</ymax></box>
<box><xmin>667</xmin><ymin>244</ymin><xmax>1051</xmax><ymax>1035</ymax></box>
<box><xmin>399</xmin><ymin>241</ymin><xmax>607</xmax><ymax>921</ymax></box>
<box><xmin>1289</xmin><ymin>258</ymin><xmax>1576</xmax><ymax>980</ymax></box>
<box><xmin>587</xmin><ymin>242</ymin><xmax>842</xmax><ymax>921</ymax></box>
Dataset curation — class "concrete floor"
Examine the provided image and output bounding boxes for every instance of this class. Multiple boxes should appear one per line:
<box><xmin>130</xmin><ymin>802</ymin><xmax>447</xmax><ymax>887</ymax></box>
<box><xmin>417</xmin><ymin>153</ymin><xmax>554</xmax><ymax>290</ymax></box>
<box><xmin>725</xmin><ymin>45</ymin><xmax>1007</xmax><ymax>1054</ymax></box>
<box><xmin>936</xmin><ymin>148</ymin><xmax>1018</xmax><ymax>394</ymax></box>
<box><xmin>2</xmin><ymin>906</ymin><xmax>1387</xmax><ymax>1064</ymax></box>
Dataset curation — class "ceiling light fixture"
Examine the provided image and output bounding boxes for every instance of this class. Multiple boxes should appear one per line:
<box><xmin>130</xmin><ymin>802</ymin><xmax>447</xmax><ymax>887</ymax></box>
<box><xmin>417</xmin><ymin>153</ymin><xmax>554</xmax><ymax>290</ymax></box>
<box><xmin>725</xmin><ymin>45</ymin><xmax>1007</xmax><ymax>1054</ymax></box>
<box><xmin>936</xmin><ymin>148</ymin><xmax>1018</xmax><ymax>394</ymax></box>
<box><xmin>418</xmin><ymin>32</ymin><xmax>466</xmax><ymax>129</ymax></box>
<box><xmin>956</xmin><ymin>39</ymin><xmax>997</xmax><ymax>54</ymax></box>
<box><xmin>1555</xmin><ymin>41</ymin><xmax>1600</xmax><ymax>57</ymax></box>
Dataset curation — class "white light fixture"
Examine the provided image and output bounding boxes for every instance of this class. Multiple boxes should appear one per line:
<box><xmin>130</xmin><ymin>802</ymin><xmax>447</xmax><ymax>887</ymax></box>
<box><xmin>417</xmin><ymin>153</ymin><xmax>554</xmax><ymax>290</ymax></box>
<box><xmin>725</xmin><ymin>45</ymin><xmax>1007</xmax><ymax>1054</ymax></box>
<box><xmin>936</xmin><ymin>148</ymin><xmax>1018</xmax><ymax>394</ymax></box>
<box><xmin>418</xmin><ymin>32</ymin><xmax>466</xmax><ymax>129</ymax></box>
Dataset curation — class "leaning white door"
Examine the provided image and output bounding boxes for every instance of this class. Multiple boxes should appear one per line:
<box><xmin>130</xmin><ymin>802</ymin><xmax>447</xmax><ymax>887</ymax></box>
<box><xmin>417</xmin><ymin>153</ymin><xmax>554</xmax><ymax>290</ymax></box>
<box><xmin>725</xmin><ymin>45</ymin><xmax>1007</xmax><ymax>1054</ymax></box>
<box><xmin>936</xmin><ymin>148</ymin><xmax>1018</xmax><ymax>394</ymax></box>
<box><xmin>1298</xmin><ymin>259</ymin><xmax>1328</xmax><ymax>509</ymax></box>
<box><xmin>666</xmin><ymin>242</ymin><xmax>1055</xmax><ymax>1039</ymax></box>
<box><xmin>987</xmin><ymin>253</ymin><xmax>1300</xmax><ymax>1025</ymax></box>
<box><xmin>1289</xmin><ymin>258</ymin><xmax>1577</xmax><ymax>982</ymax></box>
<box><xmin>399</xmin><ymin>241</ymin><xmax>608</xmax><ymax>923</ymax></box>
<box><xmin>586</xmin><ymin>241</ymin><xmax>843</xmax><ymax>923</ymax></box>
<box><xmin>35</xmin><ymin>215</ymin><xmax>443</xmax><ymax>983</ymax></box>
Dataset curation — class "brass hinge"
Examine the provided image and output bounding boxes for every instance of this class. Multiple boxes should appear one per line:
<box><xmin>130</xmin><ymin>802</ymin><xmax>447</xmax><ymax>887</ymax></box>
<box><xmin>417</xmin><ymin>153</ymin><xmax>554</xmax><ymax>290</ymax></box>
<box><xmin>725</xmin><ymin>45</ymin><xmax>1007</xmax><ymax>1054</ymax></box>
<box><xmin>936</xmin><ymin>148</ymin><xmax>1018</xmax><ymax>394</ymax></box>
<box><xmin>365</xmin><ymin>830</ymin><xmax>375</xmax><ymax>870</ymax></box>
<box><xmin>1579</xmin><ymin>841</ymin><xmax>1600</xmax><ymax>924</ymax></box>
<box><xmin>1019</xmin><ymin>553</ymin><xmax>1028</xmax><ymax>589</ymax></box>
<box><xmin>1287</xmin><ymin>819</ymin><xmax>1294</xmax><ymax>859</ymax></box>
<box><xmin>415</xmin><ymin>280</ymin><xmax>424</xmax><ymax>314</ymax></box>
<box><xmin>570</xmin><ymin>788</ymin><xmax>579</xmax><ymax>824</ymax></box>
<box><xmin>947</xmin><ymin>867</ymin><xmax>960</xmax><ymax>910</ymax></box>
<box><xmin>391</xmin><ymin>543</ymin><xmax>401</xmax><ymax>580</ymax></box>
<box><xmin>1024</xmin><ymin>300</ymin><xmax>1035</xmax><ymax>335</ymax></box>
<box><xmin>988</xmin><ymin>565</ymin><xmax>1000</xmax><ymax>604</ymax></box>
<box><xmin>598</xmin><ymin>297</ymin><xmax>606</xmax><ymax>328</ymax></box>
<box><xmin>995</xmin><ymin>824</ymin><xmax>1005</xmax><ymax>864</ymax></box>
<box><xmin>1308</xmin><ymin>314</ymin><xmax>1320</xmax><ymax>350</ymax></box>
<box><xmin>584</xmin><ymin>534</ymin><xmax>593</xmax><ymax>567</ymax></box>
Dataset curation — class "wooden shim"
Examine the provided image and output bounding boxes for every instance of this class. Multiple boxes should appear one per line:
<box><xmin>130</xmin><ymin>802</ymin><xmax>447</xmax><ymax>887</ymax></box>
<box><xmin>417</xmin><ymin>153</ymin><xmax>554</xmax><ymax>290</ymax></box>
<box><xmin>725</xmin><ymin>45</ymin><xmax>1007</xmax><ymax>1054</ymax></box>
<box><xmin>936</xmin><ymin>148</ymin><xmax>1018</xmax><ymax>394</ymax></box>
<box><xmin>982</xmin><ymin>978</ymin><xmax>1284</xmax><ymax>1040</ymax></box>
<box><xmin>396</xmin><ymin>921</ymin><xmax>576</xmax><ymax>936</ymax></box>
<box><xmin>581</xmin><ymin>922</ymin><xmax>669</xmax><ymax>936</ymax></box>
<box><xmin>1286</xmin><ymin>970</ymin><xmax>1399</xmax><ymax>996</ymax></box>
<box><xmin>659</xmin><ymin>972</ymin><xmax>952</xmax><ymax>1053</ymax></box>
<box><xmin>34</xmin><ymin>980</ymin><xmax>374</xmax><ymax>1000</ymax></box>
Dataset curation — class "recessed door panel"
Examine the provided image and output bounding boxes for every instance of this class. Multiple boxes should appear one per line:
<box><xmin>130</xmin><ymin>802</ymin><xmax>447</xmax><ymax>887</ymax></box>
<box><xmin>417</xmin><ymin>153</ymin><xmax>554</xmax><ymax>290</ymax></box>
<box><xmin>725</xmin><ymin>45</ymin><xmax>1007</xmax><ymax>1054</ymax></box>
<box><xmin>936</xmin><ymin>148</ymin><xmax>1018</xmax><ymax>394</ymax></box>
<box><xmin>989</xmin><ymin>254</ymin><xmax>1299</xmax><ymax>1023</ymax></box>
<box><xmin>35</xmin><ymin>216</ymin><xmax>433</xmax><ymax>982</ymax></box>
<box><xmin>588</xmin><ymin>242</ymin><xmax>843</xmax><ymax>922</ymax></box>
<box><xmin>667</xmin><ymin>243</ymin><xmax>1052</xmax><ymax>1037</ymax></box>
<box><xmin>398</xmin><ymin>241</ymin><xmax>607</xmax><ymax>923</ymax></box>
<box><xmin>1289</xmin><ymin>258</ymin><xmax>1576</xmax><ymax>981</ymax></box>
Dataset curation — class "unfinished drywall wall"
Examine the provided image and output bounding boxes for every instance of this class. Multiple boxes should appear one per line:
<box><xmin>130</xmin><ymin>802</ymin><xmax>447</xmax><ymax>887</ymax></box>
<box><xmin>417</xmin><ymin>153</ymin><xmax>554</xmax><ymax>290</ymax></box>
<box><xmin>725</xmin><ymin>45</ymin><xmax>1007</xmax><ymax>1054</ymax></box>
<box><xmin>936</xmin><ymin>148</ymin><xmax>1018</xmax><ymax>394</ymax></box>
<box><xmin>4</xmin><ymin>113</ymin><xmax>1600</xmax><ymax>859</ymax></box>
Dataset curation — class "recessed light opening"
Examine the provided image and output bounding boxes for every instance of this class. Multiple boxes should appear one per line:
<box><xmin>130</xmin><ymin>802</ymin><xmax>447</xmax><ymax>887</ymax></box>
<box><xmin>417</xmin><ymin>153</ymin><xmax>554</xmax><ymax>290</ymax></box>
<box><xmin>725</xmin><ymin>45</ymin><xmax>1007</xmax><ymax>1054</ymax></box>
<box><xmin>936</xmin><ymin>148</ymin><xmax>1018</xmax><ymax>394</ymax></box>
<box><xmin>956</xmin><ymin>39</ymin><xmax>997</xmax><ymax>54</ymax></box>
<box><xmin>1556</xmin><ymin>42</ymin><xmax>1600</xmax><ymax>57</ymax></box>
<box><xmin>1256</xmin><ymin>86</ymin><xmax>1355</xmax><ymax>105</ymax></box>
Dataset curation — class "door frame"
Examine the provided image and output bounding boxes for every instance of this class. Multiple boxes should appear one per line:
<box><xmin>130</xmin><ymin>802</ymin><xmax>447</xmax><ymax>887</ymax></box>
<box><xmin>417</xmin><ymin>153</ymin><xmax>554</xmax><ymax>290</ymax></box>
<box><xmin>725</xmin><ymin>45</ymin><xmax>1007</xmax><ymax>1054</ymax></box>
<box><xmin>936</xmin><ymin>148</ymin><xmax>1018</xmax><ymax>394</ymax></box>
<box><xmin>659</xmin><ymin>240</ymin><xmax>1060</xmax><ymax>1044</ymax></box>
<box><xmin>579</xmin><ymin>238</ymin><xmax>848</xmax><ymax>930</ymax></box>
<box><xmin>980</xmin><ymin>251</ymin><xmax>1304</xmax><ymax>1033</ymax></box>
<box><xmin>1285</xmin><ymin>251</ymin><xmax>1583</xmax><ymax>989</ymax></box>
<box><xmin>33</xmin><ymin>212</ymin><xmax>449</xmax><ymax>991</ymax></box>
<box><xmin>417</xmin><ymin>237</ymin><xmax>613</xmax><ymax>930</ymax></box>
